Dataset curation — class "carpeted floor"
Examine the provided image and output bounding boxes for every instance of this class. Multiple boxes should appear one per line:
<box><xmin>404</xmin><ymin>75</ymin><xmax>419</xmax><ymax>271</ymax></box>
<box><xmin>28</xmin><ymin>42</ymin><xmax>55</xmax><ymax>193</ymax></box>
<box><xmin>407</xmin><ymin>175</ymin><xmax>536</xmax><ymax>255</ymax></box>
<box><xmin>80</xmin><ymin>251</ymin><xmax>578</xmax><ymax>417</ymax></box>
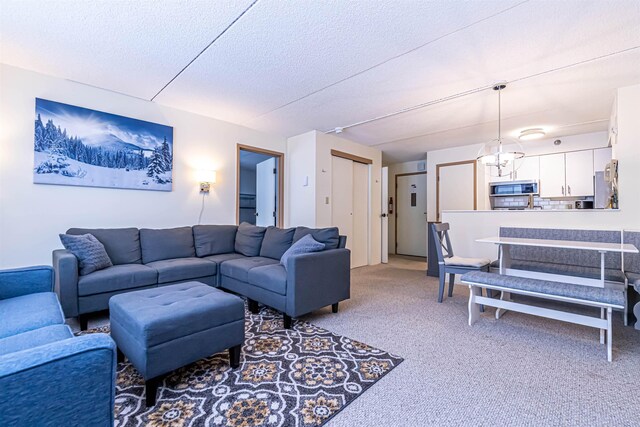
<box><xmin>298</xmin><ymin>256</ymin><xmax>640</xmax><ymax>426</ymax></box>
<box><xmin>75</xmin><ymin>256</ymin><xmax>640</xmax><ymax>426</ymax></box>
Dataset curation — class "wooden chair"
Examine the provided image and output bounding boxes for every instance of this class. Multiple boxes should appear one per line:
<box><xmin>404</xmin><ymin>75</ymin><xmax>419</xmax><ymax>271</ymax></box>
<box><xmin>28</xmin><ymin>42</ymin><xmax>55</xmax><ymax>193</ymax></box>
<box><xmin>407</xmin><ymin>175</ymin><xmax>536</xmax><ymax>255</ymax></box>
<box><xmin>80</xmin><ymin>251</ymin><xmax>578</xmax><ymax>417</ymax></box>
<box><xmin>430</xmin><ymin>223</ymin><xmax>491</xmax><ymax>303</ymax></box>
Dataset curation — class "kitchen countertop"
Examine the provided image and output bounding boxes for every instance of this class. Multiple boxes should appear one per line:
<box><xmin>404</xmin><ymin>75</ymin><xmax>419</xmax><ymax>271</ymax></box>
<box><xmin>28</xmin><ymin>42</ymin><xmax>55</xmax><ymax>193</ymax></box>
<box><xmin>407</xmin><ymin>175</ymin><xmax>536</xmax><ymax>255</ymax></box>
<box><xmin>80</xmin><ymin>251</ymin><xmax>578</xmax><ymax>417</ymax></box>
<box><xmin>443</xmin><ymin>209</ymin><xmax>621</xmax><ymax>213</ymax></box>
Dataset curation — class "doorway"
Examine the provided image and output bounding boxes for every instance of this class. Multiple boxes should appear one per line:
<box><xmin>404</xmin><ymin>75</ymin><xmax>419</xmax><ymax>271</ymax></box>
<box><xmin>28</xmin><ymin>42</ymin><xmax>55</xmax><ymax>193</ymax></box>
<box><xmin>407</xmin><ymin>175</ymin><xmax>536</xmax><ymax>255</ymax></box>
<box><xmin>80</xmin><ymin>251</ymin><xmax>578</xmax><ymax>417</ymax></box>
<box><xmin>237</xmin><ymin>145</ymin><xmax>284</xmax><ymax>227</ymax></box>
<box><xmin>395</xmin><ymin>172</ymin><xmax>427</xmax><ymax>257</ymax></box>
<box><xmin>330</xmin><ymin>150</ymin><xmax>371</xmax><ymax>268</ymax></box>
<box><xmin>436</xmin><ymin>160</ymin><xmax>477</xmax><ymax>221</ymax></box>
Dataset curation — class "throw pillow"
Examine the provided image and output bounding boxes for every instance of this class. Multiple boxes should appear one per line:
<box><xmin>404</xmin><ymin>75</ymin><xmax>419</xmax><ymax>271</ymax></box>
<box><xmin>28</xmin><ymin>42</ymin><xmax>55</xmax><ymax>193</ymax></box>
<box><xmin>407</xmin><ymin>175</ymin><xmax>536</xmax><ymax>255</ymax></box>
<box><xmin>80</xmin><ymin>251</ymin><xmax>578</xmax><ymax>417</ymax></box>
<box><xmin>59</xmin><ymin>233</ymin><xmax>113</xmax><ymax>275</ymax></box>
<box><xmin>280</xmin><ymin>234</ymin><xmax>325</xmax><ymax>270</ymax></box>
<box><xmin>235</xmin><ymin>222</ymin><xmax>267</xmax><ymax>256</ymax></box>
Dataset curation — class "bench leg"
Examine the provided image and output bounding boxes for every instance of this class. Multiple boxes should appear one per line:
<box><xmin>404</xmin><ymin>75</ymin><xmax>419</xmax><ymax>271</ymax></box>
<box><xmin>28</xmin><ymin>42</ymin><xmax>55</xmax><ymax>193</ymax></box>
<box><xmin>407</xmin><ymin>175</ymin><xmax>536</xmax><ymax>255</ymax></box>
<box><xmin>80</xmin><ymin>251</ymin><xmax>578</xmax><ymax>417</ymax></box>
<box><xmin>607</xmin><ymin>307</ymin><xmax>613</xmax><ymax>362</ymax></box>
<box><xmin>495</xmin><ymin>292</ymin><xmax>511</xmax><ymax>320</ymax></box>
<box><xmin>600</xmin><ymin>308</ymin><xmax>605</xmax><ymax>344</ymax></box>
<box><xmin>468</xmin><ymin>285</ymin><xmax>481</xmax><ymax>326</ymax></box>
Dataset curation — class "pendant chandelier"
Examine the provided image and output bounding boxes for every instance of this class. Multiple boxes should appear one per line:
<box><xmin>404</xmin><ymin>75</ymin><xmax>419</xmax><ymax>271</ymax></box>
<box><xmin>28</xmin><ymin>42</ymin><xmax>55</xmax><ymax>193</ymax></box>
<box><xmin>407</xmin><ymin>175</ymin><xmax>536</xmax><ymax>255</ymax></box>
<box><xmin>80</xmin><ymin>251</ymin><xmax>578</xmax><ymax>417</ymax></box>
<box><xmin>477</xmin><ymin>83</ymin><xmax>525</xmax><ymax>177</ymax></box>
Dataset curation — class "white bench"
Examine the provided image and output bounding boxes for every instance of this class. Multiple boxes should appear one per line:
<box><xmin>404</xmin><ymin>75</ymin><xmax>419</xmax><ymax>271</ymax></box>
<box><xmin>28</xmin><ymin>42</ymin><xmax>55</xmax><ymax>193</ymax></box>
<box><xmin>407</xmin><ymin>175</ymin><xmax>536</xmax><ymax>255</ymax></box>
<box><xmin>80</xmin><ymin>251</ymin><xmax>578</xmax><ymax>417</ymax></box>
<box><xmin>461</xmin><ymin>271</ymin><xmax>626</xmax><ymax>362</ymax></box>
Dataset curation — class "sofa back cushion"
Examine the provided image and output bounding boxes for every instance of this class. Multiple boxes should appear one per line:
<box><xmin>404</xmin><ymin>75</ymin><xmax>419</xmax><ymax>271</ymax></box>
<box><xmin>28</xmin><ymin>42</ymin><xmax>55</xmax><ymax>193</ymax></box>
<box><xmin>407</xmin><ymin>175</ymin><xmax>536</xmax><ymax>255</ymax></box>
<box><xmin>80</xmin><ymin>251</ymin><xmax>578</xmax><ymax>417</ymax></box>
<box><xmin>293</xmin><ymin>227</ymin><xmax>340</xmax><ymax>250</ymax></box>
<box><xmin>624</xmin><ymin>231</ymin><xmax>640</xmax><ymax>274</ymax></box>
<box><xmin>260</xmin><ymin>227</ymin><xmax>295</xmax><ymax>260</ymax></box>
<box><xmin>67</xmin><ymin>227</ymin><xmax>141</xmax><ymax>265</ymax></box>
<box><xmin>193</xmin><ymin>225</ymin><xmax>238</xmax><ymax>257</ymax></box>
<box><xmin>140</xmin><ymin>226</ymin><xmax>195</xmax><ymax>263</ymax></box>
<box><xmin>500</xmin><ymin>227</ymin><xmax>622</xmax><ymax>269</ymax></box>
<box><xmin>235</xmin><ymin>223</ymin><xmax>267</xmax><ymax>257</ymax></box>
<box><xmin>59</xmin><ymin>234</ymin><xmax>113</xmax><ymax>275</ymax></box>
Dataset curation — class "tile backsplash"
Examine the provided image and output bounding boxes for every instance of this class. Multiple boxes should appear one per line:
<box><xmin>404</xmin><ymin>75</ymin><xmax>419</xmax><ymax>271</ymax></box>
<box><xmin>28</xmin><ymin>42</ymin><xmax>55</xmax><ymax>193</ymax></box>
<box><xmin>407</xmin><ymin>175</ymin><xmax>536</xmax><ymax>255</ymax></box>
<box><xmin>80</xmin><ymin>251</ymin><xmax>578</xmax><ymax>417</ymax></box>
<box><xmin>491</xmin><ymin>196</ymin><xmax>594</xmax><ymax>210</ymax></box>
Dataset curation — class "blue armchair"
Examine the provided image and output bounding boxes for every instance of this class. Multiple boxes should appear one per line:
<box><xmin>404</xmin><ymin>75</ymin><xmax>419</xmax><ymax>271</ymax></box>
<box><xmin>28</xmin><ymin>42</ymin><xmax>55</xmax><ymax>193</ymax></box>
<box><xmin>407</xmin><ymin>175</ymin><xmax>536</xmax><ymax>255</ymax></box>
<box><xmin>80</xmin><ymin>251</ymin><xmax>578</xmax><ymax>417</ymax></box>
<box><xmin>0</xmin><ymin>266</ymin><xmax>117</xmax><ymax>427</ymax></box>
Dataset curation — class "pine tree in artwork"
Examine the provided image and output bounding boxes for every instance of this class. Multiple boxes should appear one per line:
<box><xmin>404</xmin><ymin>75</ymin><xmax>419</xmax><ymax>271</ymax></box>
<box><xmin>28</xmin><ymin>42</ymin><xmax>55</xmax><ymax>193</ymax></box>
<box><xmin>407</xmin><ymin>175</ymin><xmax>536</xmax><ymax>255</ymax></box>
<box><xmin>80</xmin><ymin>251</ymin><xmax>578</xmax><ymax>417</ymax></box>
<box><xmin>160</xmin><ymin>137</ymin><xmax>172</xmax><ymax>171</ymax></box>
<box><xmin>146</xmin><ymin>147</ymin><xmax>165</xmax><ymax>180</ymax></box>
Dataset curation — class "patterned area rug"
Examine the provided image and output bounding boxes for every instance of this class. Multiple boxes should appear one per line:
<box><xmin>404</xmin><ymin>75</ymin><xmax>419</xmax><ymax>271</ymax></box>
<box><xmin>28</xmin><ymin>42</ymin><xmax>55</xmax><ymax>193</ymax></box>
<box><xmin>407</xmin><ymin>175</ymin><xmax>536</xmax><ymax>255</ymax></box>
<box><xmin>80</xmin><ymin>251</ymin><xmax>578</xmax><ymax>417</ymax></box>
<box><xmin>80</xmin><ymin>305</ymin><xmax>403</xmax><ymax>427</ymax></box>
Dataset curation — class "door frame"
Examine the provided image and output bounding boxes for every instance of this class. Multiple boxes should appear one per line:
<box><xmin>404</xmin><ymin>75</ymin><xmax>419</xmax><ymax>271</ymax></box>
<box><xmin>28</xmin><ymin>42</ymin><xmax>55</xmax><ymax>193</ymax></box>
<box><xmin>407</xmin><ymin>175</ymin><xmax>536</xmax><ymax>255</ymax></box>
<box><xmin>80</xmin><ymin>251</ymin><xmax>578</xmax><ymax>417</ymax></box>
<box><xmin>436</xmin><ymin>160</ymin><xmax>477</xmax><ymax>222</ymax></box>
<box><xmin>394</xmin><ymin>171</ymin><xmax>427</xmax><ymax>256</ymax></box>
<box><xmin>237</xmin><ymin>144</ymin><xmax>285</xmax><ymax>227</ymax></box>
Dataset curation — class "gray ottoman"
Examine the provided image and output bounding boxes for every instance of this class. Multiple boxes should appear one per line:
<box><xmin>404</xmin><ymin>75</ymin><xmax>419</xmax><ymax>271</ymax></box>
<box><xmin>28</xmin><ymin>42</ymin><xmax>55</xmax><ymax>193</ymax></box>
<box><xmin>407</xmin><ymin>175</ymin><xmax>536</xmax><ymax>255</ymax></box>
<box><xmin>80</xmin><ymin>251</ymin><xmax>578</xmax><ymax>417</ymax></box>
<box><xmin>109</xmin><ymin>281</ymin><xmax>245</xmax><ymax>406</ymax></box>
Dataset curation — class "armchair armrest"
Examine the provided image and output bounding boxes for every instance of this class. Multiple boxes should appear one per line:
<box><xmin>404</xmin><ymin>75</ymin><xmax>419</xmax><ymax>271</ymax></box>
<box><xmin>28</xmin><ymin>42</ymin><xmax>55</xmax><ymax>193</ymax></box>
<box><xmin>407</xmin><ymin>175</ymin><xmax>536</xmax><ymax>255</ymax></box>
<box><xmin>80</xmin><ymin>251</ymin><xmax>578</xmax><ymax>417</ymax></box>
<box><xmin>0</xmin><ymin>266</ymin><xmax>53</xmax><ymax>300</ymax></box>
<box><xmin>0</xmin><ymin>334</ymin><xmax>116</xmax><ymax>427</ymax></box>
<box><xmin>53</xmin><ymin>249</ymin><xmax>79</xmax><ymax>318</ymax></box>
<box><xmin>286</xmin><ymin>248</ymin><xmax>351</xmax><ymax>317</ymax></box>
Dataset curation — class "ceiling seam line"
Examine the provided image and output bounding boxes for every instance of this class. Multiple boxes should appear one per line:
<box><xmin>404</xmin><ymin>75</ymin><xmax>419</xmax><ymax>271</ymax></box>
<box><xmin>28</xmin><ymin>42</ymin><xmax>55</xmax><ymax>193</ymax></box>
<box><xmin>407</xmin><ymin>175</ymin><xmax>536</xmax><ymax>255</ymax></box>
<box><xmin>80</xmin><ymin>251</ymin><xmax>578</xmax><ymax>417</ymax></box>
<box><xmin>150</xmin><ymin>0</ymin><xmax>259</xmax><ymax>102</ymax></box>
<box><xmin>324</xmin><ymin>45</ymin><xmax>640</xmax><ymax>134</ymax></box>
<box><xmin>248</xmin><ymin>0</ymin><xmax>531</xmax><ymax>121</ymax></box>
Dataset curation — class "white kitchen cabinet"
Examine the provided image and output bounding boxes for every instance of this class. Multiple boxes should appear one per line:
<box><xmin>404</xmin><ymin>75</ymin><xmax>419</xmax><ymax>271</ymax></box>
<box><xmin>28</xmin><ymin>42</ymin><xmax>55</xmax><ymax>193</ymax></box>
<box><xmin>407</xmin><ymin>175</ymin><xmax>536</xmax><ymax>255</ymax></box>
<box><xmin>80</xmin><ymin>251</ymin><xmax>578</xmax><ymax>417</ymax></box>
<box><xmin>539</xmin><ymin>153</ymin><xmax>566</xmax><ymax>198</ymax></box>
<box><xmin>514</xmin><ymin>155</ymin><xmax>539</xmax><ymax>181</ymax></box>
<box><xmin>593</xmin><ymin>147</ymin><xmax>612</xmax><ymax>172</ymax></box>
<box><xmin>565</xmin><ymin>150</ymin><xmax>594</xmax><ymax>197</ymax></box>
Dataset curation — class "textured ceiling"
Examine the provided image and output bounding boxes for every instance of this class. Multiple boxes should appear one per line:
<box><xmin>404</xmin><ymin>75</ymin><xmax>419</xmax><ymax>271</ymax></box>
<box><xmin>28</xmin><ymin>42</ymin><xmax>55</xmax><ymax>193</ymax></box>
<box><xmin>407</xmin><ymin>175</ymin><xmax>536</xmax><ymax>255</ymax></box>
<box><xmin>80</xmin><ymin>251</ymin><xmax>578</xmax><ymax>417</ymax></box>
<box><xmin>2</xmin><ymin>0</ymin><xmax>639</xmax><ymax>163</ymax></box>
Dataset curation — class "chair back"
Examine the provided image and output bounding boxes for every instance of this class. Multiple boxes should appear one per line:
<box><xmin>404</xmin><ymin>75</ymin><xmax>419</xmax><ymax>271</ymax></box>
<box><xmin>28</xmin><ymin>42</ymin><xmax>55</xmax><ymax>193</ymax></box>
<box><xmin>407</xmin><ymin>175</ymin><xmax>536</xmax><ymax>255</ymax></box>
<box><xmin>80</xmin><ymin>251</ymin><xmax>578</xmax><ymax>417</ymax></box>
<box><xmin>431</xmin><ymin>223</ymin><xmax>454</xmax><ymax>264</ymax></box>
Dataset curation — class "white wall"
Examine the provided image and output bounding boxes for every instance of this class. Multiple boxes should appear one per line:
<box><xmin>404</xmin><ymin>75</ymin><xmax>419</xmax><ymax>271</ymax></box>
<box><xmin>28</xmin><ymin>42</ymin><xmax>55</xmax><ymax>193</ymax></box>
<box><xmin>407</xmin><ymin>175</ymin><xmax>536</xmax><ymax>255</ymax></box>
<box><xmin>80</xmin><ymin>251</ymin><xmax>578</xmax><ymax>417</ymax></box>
<box><xmin>0</xmin><ymin>64</ymin><xmax>287</xmax><ymax>268</ymax></box>
<box><xmin>286</xmin><ymin>130</ymin><xmax>383</xmax><ymax>265</ymax></box>
<box><xmin>285</xmin><ymin>131</ymin><xmax>316</xmax><ymax>227</ymax></box>
<box><xmin>442</xmin><ymin>84</ymin><xmax>640</xmax><ymax>263</ymax></box>
<box><xmin>386</xmin><ymin>160</ymin><xmax>426</xmax><ymax>253</ymax></box>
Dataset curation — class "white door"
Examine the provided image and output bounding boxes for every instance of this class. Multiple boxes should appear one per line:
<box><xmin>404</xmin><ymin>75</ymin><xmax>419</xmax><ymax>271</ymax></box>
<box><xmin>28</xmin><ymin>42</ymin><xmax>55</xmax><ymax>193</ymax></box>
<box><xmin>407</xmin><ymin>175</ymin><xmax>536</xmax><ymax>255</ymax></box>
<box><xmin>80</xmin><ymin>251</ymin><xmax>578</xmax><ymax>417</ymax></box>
<box><xmin>438</xmin><ymin>163</ymin><xmax>475</xmax><ymax>221</ymax></box>
<box><xmin>565</xmin><ymin>150</ymin><xmax>594</xmax><ymax>197</ymax></box>
<box><xmin>331</xmin><ymin>156</ymin><xmax>354</xmax><ymax>260</ymax></box>
<box><xmin>514</xmin><ymin>155</ymin><xmax>540</xmax><ymax>181</ymax></box>
<box><xmin>396</xmin><ymin>174</ymin><xmax>427</xmax><ymax>257</ymax></box>
<box><xmin>539</xmin><ymin>153</ymin><xmax>566</xmax><ymax>198</ymax></box>
<box><xmin>593</xmin><ymin>147</ymin><xmax>612</xmax><ymax>172</ymax></box>
<box><xmin>352</xmin><ymin>162</ymin><xmax>369</xmax><ymax>268</ymax></box>
<box><xmin>255</xmin><ymin>158</ymin><xmax>277</xmax><ymax>227</ymax></box>
<box><xmin>381</xmin><ymin>167</ymin><xmax>389</xmax><ymax>263</ymax></box>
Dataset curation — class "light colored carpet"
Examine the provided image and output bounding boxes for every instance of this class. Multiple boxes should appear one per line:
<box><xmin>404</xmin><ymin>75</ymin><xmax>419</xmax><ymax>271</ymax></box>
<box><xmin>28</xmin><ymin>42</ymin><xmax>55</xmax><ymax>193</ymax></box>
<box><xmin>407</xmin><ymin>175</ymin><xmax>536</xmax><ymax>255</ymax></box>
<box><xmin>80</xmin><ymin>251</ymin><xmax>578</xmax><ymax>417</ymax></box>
<box><xmin>300</xmin><ymin>256</ymin><xmax>640</xmax><ymax>427</ymax></box>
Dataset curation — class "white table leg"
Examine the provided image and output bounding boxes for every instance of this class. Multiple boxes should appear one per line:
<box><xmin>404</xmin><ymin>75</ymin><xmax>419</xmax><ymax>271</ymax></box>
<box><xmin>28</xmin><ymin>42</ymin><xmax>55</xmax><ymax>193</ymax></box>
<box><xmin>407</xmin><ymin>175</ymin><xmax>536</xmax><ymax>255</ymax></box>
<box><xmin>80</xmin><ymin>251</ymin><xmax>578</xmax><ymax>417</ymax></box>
<box><xmin>468</xmin><ymin>285</ymin><xmax>481</xmax><ymax>325</ymax></box>
<box><xmin>600</xmin><ymin>251</ymin><xmax>605</xmax><ymax>287</ymax></box>
<box><xmin>607</xmin><ymin>307</ymin><xmax>613</xmax><ymax>362</ymax></box>
<box><xmin>496</xmin><ymin>291</ymin><xmax>512</xmax><ymax>319</ymax></box>
<box><xmin>600</xmin><ymin>308</ymin><xmax>605</xmax><ymax>344</ymax></box>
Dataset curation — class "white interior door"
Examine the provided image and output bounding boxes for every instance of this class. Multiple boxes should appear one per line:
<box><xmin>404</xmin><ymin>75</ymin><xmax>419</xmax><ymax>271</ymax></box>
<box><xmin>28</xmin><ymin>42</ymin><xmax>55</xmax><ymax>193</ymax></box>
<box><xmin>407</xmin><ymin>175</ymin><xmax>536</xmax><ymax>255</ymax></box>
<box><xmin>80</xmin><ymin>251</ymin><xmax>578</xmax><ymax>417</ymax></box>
<box><xmin>438</xmin><ymin>163</ymin><xmax>475</xmax><ymax>221</ymax></box>
<box><xmin>256</xmin><ymin>158</ymin><xmax>276</xmax><ymax>227</ymax></box>
<box><xmin>331</xmin><ymin>156</ymin><xmax>354</xmax><ymax>260</ymax></box>
<box><xmin>381</xmin><ymin>167</ymin><xmax>389</xmax><ymax>263</ymax></box>
<box><xmin>396</xmin><ymin>173</ymin><xmax>427</xmax><ymax>257</ymax></box>
<box><xmin>352</xmin><ymin>162</ymin><xmax>369</xmax><ymax>268</ymax></box>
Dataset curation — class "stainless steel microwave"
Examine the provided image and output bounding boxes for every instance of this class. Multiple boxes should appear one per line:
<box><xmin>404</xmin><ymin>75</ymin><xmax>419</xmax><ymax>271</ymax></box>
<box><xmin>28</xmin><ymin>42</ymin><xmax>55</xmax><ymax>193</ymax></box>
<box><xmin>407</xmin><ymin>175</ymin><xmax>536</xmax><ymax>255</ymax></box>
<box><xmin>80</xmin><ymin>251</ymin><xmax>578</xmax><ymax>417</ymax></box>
<box><xmin>489</xmin><ymin>180</ymin><xmax>539</xmax><ymax>197</ymax></box>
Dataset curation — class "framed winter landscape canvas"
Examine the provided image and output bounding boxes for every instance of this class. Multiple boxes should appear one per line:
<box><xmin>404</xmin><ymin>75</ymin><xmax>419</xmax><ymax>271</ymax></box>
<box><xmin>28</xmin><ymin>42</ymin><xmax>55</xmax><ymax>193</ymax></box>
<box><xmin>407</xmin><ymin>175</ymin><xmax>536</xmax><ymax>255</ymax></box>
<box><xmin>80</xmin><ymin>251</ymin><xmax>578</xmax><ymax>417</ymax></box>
<box><xmin>33</xmin><ymin>98</ymin><xmax>173</xmax><ymax>191</ymax></box>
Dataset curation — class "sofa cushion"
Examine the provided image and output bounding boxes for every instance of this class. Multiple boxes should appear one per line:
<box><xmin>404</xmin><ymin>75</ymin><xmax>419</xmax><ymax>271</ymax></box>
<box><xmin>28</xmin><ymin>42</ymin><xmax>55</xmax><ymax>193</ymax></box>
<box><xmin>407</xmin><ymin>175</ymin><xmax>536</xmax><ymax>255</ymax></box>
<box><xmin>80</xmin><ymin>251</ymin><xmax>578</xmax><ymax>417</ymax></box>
<box><xmin>260</xmin><ymin>227</ymin><xmax>295</xmax><ymax>260</ymax></box>
<box><xmin>109</xmin><ymin>282</ymin><xmax>244</xmax><ymax>347</ymax></box>
<box><xmin>67</xmin><ymin>227</ymin><xmax>142</xmax><ymax>265</ymax></box>
<box><xmin>59</xmin><ymin>234</ymin><xmax>113</xmax><ymax>276</ymax></box>
<box><xmin>220</xmin><ymin>257</ymin><xmax>279</xmax><ymax>282</ymax></box>
<box><xmin>193</xmin><ymin>225</ymin><xmax>238</xmax><ymax>257</ymax></box>
<box><xmin>280</xmin><ymin>234</ymin><xmax>325</xmax><ymax>271</ymax></box>
<box><xmin>140</xmin><ymin>226</ymin><xmax>195</xmax><ymax>263</ymax></box>
<box><xmin>202</xmin><ymin>253</ymin><xmax>247</xmax><ymax>266</ymax></box>
<box><xmin>293</xmin><ymin>226</ymin><xmax>340</xmax><ymax>250</ymax></box>
<box><xmin>77</xmin><ymin>264</ymin><xmax>158</xmax><ymax>296</ymax></box>
<box><xmin>248</xmin><ymin>264</ymin><xmax>287</xmax><ymax>296</ymax></box>
<box><xmin>146</xmin><ymin>257</ymin><xmax>217</xmax><ymax>284</ymax></box>
<box><xmin>0</xmin><ymin>324</ymin><xmax>73</xmax><ymax>356</ymax></box>
<box><xmin>234</xmin><ymin>223</ymin><xmax>267</xmax><ymax>257</ymax></box>
<box><xmin>0</xmin><ymin>292</ymin><xmax>64</xmax><ymax>339</ymax></box>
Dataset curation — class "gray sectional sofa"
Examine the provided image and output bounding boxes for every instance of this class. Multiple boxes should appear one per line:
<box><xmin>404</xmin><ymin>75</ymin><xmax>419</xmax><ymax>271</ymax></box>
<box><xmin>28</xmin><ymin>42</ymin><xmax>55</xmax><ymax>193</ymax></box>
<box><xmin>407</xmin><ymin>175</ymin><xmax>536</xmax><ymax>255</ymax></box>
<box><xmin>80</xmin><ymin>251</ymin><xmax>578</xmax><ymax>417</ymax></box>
<box><xmin>53</xmin><ymin>224</ymin><xmax>350</xmax><ymax>330</ymax></box>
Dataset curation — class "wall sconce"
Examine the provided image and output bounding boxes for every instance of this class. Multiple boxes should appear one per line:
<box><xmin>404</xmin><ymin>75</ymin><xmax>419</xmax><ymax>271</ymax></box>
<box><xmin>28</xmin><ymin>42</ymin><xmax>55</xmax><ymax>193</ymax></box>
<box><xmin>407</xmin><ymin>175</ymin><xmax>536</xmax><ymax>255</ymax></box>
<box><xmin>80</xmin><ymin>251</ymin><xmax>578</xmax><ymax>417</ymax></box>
<box><xmin>196</xmin><ymin>170</ymin><xmax>216</xmax><ymax>193</ymax></box>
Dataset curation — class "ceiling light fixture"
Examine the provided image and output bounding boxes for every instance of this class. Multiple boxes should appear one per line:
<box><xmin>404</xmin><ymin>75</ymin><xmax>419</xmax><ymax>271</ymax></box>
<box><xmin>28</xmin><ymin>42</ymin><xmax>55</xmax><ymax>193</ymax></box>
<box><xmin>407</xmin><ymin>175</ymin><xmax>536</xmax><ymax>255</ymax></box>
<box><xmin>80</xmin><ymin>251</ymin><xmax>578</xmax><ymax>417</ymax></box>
<box><xmin>477</xmin><ymin>83</ymin><xmax>525</xmax><ymax>177</ymax></box>
<box><xmin>519</xmin><ymin>128</ymin><xmax>546</xmax><ymax>140</ymax></box>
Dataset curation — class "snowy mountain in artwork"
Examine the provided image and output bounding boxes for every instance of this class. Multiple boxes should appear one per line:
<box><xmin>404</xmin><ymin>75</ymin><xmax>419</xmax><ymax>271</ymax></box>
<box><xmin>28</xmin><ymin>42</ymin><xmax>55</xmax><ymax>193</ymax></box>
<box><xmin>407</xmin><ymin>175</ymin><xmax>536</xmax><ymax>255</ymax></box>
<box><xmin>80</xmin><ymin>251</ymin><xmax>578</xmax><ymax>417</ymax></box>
<box><xmin>33</xmin><ymin>98</ymin><xmax>173</xmax><ymax>191</ymax></box>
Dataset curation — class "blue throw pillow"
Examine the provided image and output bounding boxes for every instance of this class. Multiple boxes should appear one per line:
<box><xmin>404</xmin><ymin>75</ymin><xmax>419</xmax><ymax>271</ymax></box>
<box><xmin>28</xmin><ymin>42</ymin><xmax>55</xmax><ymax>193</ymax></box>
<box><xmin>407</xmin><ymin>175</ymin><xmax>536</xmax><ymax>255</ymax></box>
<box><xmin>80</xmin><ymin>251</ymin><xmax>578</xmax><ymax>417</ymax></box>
<box><xmin>59</xmin><ymin>233</ymin><xmax>113</xmax><ymax>275</ymax></box>
<box><xmin>280</xmin><ymin>234</ymin><xmax>325</xmax><ymax>270</ymax></box>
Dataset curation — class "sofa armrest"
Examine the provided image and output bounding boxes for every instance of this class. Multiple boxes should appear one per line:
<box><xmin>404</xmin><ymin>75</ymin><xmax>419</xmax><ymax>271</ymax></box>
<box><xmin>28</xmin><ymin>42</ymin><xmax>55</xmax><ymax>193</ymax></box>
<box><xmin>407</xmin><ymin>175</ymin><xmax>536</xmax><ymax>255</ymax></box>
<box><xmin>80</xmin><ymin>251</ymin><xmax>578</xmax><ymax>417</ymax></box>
<box><xmin>0</xmin><ymin>266</ymin><xmax>54</xmax><ymax>300</ymax></box>
<box><xmin>0</xmin><ymin>333</ymin><xmax>116</xmax><ymax>427</ymax></box>
<box><xmin>53</xmin><ymin>249</ymin><xmax>80</xmax><ymax>318</ymax></box>
<box><xmin>286</xmin><ymin>248</ymin><xmax>351</xmax><ymax>317</ymax></box>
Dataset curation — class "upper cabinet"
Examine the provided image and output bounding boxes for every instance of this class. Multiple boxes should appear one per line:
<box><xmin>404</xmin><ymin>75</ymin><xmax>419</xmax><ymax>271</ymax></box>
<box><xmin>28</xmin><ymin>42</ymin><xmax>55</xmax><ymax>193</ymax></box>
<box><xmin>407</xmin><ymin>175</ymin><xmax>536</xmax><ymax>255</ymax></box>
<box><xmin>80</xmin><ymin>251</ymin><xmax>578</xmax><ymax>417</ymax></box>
<box><xmin>565</xmin><ymin>150</ymin><xmax>594</xmax><ymax>197</ymax></box>
<box><xmin>514</xmin><ymin>155</ymin><xmax>539</xmax><ymax>181</ymax></box>
<box><xmin>539</xmin><ymin>153</ymin><xmax>567</xmax><ymax>198</ymax></box>
<box><xmin>593</xmin><ymin>147</ymin><xmax>613</xmax><ymax>172</ymax></box>
<box><xmin>539</xmin><ymin>150</ymin><xmax>595</xmax><ymax>198</ymax></box>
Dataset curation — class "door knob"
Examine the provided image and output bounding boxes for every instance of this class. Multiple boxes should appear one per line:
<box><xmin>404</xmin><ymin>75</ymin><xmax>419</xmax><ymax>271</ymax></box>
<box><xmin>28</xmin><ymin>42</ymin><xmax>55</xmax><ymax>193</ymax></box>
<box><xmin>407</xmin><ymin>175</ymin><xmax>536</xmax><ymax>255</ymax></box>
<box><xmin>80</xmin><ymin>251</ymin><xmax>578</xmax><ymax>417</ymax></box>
<box><xmin>381</xmin><ymin>213</ymin><xmax>387</xmax><ymax>218</ymax></box>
